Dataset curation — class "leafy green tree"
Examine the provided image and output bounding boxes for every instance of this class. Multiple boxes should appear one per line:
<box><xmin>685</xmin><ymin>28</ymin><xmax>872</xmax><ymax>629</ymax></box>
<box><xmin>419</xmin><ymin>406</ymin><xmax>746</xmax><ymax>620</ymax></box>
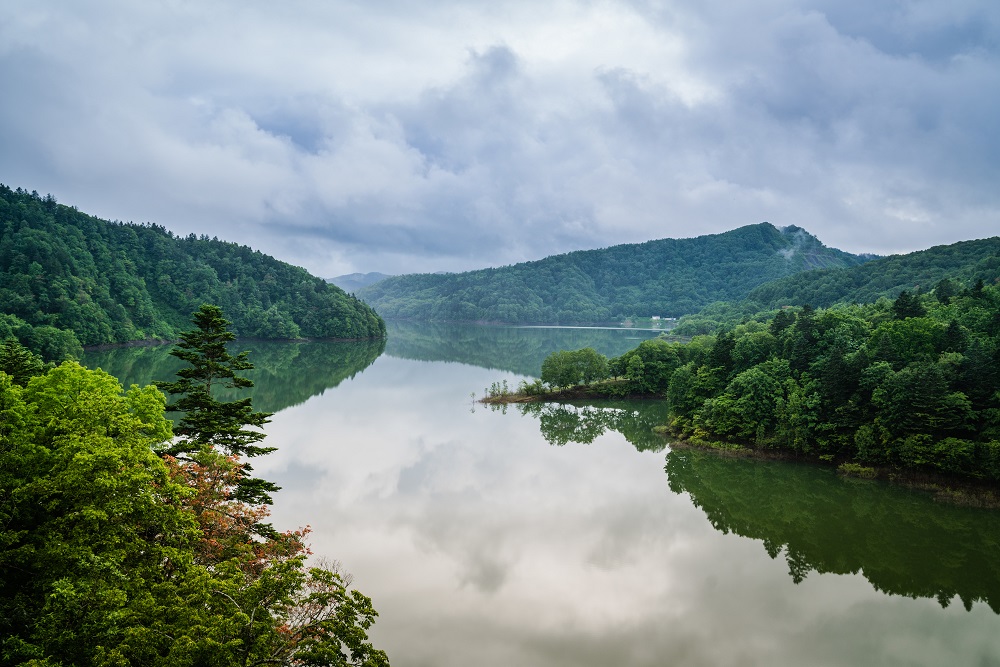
<box><xmin>540</xmin><ymin>348</ymin><xmax>608</xmax><ymax>389</ymax></box>
<box><xmin>704</xmin><ymin>359</ymin><xmax>792</xmax><ymax>443</ymax></box>
<box><xmin>0</xmin><ymin>184</ymin><xmax>385</xmax><ymax>348</ymax></box>
<box><xmin>769</xmin><ymin>308</ymin><xmax>796</xmax><ymax>335</ymax></box>
<box><xmin>576</xmin><ymin>347</ymin><xmax>609</xmax><ymax>384</ymax></box>
<box><xmin>892</xmin><ymin>290</ymin><xmax>927</xmax><ymax>319</ymax></box>
<box><xmin>0</xmin><ymin>339</ymin><xmax>46</xmax><ymax>385</ymax></box>
<box><xmin>612</xmin><ymin>338</ymin><xmax>682</xmax><ymax>394</ymax></box>
<box><xmin>0</xmin><ymin>362</ymin><xmax>193</xmax><ymax>665</ymax></box>
<box><xmin>942</xmin><ymin>319</ymin><xmax>968</xmax><ymax>353</ymax></box>
<box><xmin>0</xmin><ymin>362</ymin><xmax>390</xmax><ymax>666</ymax></box>
<box><xmin>935</xmin><ymin>278</ymin><xmax>958</xmax><ymax>304</ymax></box>
<box><xmin>156</xmin><ymin>304</ymin><xmax>278</xmax><ymax>505</ymax></box>
<box><xmin>731</xmin><ymin>329</ymin><xmax>777</xmax><ymax>374</ymax></box>
<box><xmin>873</xmin><ymin>362</ymin><xmax>975</xmax><ymax>441</ymax></box>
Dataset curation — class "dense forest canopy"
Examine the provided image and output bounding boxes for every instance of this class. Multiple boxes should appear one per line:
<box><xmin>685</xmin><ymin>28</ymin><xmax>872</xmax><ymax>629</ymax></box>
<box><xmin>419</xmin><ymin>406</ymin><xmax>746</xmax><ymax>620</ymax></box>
<box><xmin>0</xmin><ymin>185</ymin><xmax>385</xmax><ymax>357</ymax></box>
<box><xmin>663</xmin><ymin>283</ymin><xmax>1000</xmax><ymax>481</ymax></box>
<box><xmin>670</xmin><ymin>236</ymin><xmax>1000</xmax><ymax>336</ymax></box>
<box><xmin>746</xmin><ymin>236</ymin><xmax>1000</xmax><ymax>310</ymax></box>
<box><xmin>531</xmin><ymin>279</ymin><xmax>1000</xmax><ymax>483</ymax></box>
<box><xmin>358</xmin><ymin>223</ymin><xmax>870</xmax><ymax>324</ymax></box>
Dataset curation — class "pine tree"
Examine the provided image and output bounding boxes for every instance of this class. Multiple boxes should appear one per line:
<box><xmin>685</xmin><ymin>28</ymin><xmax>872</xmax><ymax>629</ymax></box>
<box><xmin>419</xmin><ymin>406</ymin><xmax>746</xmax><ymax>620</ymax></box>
<box><xmin>156</xmin><ymin>304</ymin><xmax>279</xmax><ymax>505</ymax></box>
<box><xmin>892</xmin><ymin>290</ymin><xmax>926</xmax><ymax>320</ymax></box>
<box><xmin>0</xmin><ymin>339</ymin><xmax>47</xmax><ymax>386</ymax></box>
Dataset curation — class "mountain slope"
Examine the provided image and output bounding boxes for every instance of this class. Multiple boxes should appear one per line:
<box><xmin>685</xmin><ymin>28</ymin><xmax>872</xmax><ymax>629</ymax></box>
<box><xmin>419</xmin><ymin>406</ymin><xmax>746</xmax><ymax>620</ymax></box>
<box><xmin>745</xmin><ymin>236</ymin><xmax>1000</xmax><ymax>308</ymax></box>
<box><xmin>0</xmin><ymin>185</ymin><xmax>385</xmax><ymax>352</ymax></box>
<box><xmin>327</xmin><ymin>272</ymin><xmax>393</xmax><ymax>292</ymax></box>
<box><xmin>357</xmin><ymin>223</ymin><xmax>870</xmax><ymax>323</ymax></box>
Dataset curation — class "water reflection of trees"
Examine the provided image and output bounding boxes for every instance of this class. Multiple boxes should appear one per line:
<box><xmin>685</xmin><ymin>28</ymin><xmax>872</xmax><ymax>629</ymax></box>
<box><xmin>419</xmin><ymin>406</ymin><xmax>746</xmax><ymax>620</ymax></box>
<box><xmin>514</xmin><ymin>399</ymin><xmax>1000</xmax><ymax>613</ymax></box>
<box><xmin>81</xmin><ymin>339</ymin><xmax>385</xmax><ymax>414</ymax></box>
<box><xmin>509</xmin><ymin>400</ymin><xmax>669</xmax><ymax>452</ymax></box>
<box><xmin>666</xmin><ymin>448</ymin><xmax>1000</xmax><ymax>613</ymax></box>
<box><xmin>386</xmin><ymin>320</ymin><xmax>663</xmax><ymax>377</ymax></box>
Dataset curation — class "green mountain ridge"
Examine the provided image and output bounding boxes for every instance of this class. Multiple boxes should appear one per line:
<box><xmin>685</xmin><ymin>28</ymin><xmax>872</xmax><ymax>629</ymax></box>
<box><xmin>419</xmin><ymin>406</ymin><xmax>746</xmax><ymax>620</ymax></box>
<box><xmin>0</xmin><ymin>185</ymin><xmax>385</xmax><ymax>357</ymax></box>
<box><xmin>745</xmin><ymin>236</ymin><xmax>1000</xmax><ymax>308</ymax></box>
<box><xmin>358</xmin><ymin>223</ymin><xmax>870</xmax><ymax>324</ymax></box>
<box><xmin>671</xmin><ymin>235</ymin><xmax>1000</xmax><ymax>335</ymax></box>
<box><xmin>326</xmin><ymin>271</ymin><xmax>394</xmax><ymax>292</ymax></box>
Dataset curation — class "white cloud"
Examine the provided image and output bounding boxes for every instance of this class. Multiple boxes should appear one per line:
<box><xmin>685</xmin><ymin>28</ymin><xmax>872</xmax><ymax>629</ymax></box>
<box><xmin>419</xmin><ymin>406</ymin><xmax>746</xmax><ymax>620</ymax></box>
<box><xmin>0</xmin><ymin>0</ymin><xmax>998</xmax><ymax>275</ymax></box>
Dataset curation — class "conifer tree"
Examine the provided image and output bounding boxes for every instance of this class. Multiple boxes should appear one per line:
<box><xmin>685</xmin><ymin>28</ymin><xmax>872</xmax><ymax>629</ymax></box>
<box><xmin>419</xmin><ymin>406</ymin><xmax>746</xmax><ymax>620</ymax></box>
<box><xmin>156</xmin><ymin>304</ymin><xmax>279</xmax><ymax>505</ymax></box>
<box><xmin>0</xmin><ymin>339</ymin><xmax>46</xmax><ymax>386</ymax></box>
<box><xmin>892</xmin><ymin>290</ymin><xmax>926</xmax><ymax>319</ymax></box>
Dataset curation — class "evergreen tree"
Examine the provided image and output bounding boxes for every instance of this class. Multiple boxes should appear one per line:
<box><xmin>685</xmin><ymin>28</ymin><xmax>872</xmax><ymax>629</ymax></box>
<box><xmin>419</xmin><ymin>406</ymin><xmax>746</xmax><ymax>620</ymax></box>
<box><xmin>0</xmin><ymin>362</ymin><xmax>390</xmax><ymax>666</ymax></box>
<box><xmin>892</xmin><ymin>290</ymin><xmax>926</xmax><ymax>319</ymax></box>
<box><xmin>156</xmin><ymin>304</ymin><xmax>279</xmax><ymax>505</ymax></box>
<box><xmin>934</xmin><ymin>278</ymin><xmax>958</xmax><ymax>304</ymax></box>
<box><xmin>769</xmin><ymin>308</ymin><xmax>796</xmax><ymax>335</ymax></box>
<box><xmin>0</xmin><ymin>339</ymin><xmax>46</xmax><ymax>386</ymax></box>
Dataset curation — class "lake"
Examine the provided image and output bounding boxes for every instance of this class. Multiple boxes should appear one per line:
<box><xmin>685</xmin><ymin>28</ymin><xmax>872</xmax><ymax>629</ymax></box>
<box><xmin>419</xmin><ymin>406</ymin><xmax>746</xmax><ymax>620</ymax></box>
<box><xmin>82</xmin><ymin>321</ymin><xmax>1000</xmax><ymax>667</ymax></box>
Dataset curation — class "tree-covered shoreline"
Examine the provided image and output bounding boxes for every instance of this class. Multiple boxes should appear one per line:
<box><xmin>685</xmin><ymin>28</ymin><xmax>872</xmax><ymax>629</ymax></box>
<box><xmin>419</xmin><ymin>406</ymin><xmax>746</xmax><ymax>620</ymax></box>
<box><xmin>487</xmin><ymin>278</ymin><xmax>1000</xmax><ymax>486</ymax></box>
<box><xmin>359</xmin><ymin>223</ymin><xmax>869</xmax><ymax>324</ymax></box>
<box><xmin>0</xmin><ymin>309</ymin><xmax>390</xmax><ymax>665</ymax></box>
<box><xmin>0</xmin><ymin>185</ymin><xmax>386</xmax><ymax>360</ymax></box>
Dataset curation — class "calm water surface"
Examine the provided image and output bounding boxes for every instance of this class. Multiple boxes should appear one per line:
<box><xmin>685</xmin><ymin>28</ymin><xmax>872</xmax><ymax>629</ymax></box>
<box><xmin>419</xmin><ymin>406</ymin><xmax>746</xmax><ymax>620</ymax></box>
<box><xmin>83</xmin><ymin>322</ymin><xmax>1000</xmax><ymax>667</ymax></box>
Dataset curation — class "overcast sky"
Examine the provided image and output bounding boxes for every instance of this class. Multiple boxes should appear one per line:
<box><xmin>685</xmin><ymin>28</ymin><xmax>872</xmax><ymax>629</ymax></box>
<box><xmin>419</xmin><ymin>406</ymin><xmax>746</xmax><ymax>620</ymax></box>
<box><xmin>1</xmin><ymin>1</ymin><xmax>998</xmax><ymax>276</ymax></box>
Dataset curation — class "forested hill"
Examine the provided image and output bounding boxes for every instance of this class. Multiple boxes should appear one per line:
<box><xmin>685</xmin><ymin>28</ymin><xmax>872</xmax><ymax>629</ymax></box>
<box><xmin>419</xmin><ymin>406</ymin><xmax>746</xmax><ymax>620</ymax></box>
<box><xmin>358</xmin><ymin>223</ymin><xmax>869</xmax><ymax>324</ymax></box>
<box><xmin>327</xmin><ymin>271</ymin><xmax>393</xmax><ymax>292</ymax></box>
<box><xmin>0</xmin><ymin>185</ymin><xmax>385</xmax><ymax>356</ymax></box>
<box><xmin>744</xmin><ymin>236</ymin><xmax>1000</xmax><ymax>309</ymax></box>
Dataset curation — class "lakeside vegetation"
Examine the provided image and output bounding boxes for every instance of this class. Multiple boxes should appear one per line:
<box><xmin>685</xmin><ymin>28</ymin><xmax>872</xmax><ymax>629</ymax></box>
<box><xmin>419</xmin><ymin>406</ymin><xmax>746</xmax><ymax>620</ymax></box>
<box><xmin>486</xmin><ymin>278</ymin><xmax>1000</xmax><ymax>486</ymax></box>
<box><xmin>667</xmin><ymin>448</ymin><xmax>1000</xmax><ymax>611</ymax></box>
<box><xmin>672</xmin><ymin>235</ymin><xmax>1000</xmax><ymax>336</ymax></box>
<box><xmin>82</xmin><ymin>338</ymin><xmax>385</xmax><ymax>416</ymax></box>
<box><xmin>0</xmin><ymin>307</ymin><xmax>389</xmax><ymax>665</ymax></box>
<box><xmin>495</xmin><ymin>392</ymin><xmax>1000</xmax><ymax>610</ymax></box>
<box><xmin>358</xmin><ymin>223</ymin><xmax>869</xmax><ymax>324</ymax></box>
<box><xmin>6</xmin><ymin>175</ymin><xmax>1000</xmax><ymax>659</ymax></box>
<box><xmin>0</xmin><ymin>185</ymin><xmax>385</xmax><ymax>360</ymax></box>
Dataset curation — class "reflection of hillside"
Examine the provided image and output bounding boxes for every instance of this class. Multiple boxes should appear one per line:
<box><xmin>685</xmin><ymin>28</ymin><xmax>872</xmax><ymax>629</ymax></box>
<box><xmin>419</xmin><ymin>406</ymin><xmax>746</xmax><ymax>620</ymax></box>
<box><xmin>81</xmin><ymin>339</ymin><xmax>385</xmax><ymax>414</ymax></box>
<box><xmin>666</xmin><ymin>449</ymin><xmax>1000</xmax><ymax>613</ymax></box>
<box><xmin>386</xmin><ymin>320</ymin><xmax>662</xmax><ymax>376</ymax></box>
<box><xmin>512</xmin><ymin>400</ymin><xmax>669</xmax><ymax>452</ymax></box>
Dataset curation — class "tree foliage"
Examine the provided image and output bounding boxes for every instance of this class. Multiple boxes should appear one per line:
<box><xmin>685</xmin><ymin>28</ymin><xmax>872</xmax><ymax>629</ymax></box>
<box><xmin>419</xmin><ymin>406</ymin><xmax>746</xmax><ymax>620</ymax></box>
<box><xmin>0</xmin><ymin>339</ymin><xmax>47</xmax><ymax>386</ymax></box>
<box><xmin>744</xmin><ymin>237</ymin><xmax>1000</xmax><ymax>310</ymax></box>
<box><xmin>0</xmin><ymin>184</ymin><xmax>385</xmax><ymax>356</ymax></box>
<box><xmin>540</xmin><ymin>348</ymin><xmax>609</xmax><ymax>388</ymax></box>
<box><xmin>156</xmin><ymin>305</ymin><xmax>277</xmax><ymax>506</ymax></box>
<box><xmin>359</xmin><ymin>223</ymin><xmax>868</xmax><ymax>324</ymax></box>
<box><xmin>616</xmin><ymin>280</ymin><xmax>1000</xmax><ymax>480</ymax></box>
<box><xmin>0</xmin><ymin>361</ymin><xmax>389</xmax><ymax>666</ymax></box>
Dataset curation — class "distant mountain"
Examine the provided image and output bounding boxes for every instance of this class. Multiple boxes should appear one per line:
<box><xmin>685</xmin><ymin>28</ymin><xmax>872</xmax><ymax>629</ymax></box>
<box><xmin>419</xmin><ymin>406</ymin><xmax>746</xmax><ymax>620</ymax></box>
<box><xmin>745</xmin><ymin>236</ymin><xmax>1000</xmax><ymax>308</ymax></box>
<box><xmin>357</xmin><ymin>223</ymin><xmax>871</xmax><ymax>324</ymax></box>
<box><xmin>0</xmin><ymin>185</ymin><xmax>385</xmax><ymax>358</ymax></box>
<box><xmin>327</xmin><ymin>272</ymin><xmax>393</xmax><ymax>292</ymax></box>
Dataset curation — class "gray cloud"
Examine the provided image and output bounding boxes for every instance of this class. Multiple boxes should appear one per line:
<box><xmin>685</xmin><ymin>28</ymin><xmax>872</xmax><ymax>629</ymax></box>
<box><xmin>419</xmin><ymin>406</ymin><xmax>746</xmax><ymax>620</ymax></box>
<box><xmin>0</xmin><ymin>0</ymin><xmax>997</xmax><ymax>276</ymax></box>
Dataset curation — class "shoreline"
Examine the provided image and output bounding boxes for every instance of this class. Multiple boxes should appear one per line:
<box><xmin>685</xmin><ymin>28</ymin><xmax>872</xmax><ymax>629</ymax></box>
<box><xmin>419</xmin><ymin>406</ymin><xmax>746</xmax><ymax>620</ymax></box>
<box><xmin>82</xmin><ymin>334</ymin><xmax>387</xmax><ymax>352</ymax></box>
<box><xmin>484</xmin><ymin>388</ymin><xmax>1000</xmax><ymax>509</ymax></box>
<box><xmin>667</xmin><ymin>436</ymin><xmax>1000</xmax><ymax>509</ymax></box>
